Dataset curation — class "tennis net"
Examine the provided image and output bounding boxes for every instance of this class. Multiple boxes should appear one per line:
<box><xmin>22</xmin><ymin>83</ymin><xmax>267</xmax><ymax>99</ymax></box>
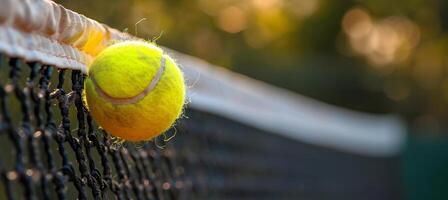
<box><xmin>0</xmin><ymin>0</ymin><xmax>406</xmax><ymax>199</ymax></box>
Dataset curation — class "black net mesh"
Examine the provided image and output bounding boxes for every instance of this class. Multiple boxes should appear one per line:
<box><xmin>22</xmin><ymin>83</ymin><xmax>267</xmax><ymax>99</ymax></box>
<box><xmin>0</xmin><ymin>54</ymin><xmax>401</xmax><ymax>200</ymax></box>
<box><xmin>0</xmin><ymin>55</ymin><xmax>188</xmax><ymax>200</ymax></box>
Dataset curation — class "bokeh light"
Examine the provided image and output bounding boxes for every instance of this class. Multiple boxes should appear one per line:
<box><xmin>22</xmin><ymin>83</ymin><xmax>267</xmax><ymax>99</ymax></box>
<box><xmin>343</xmin><ymin>8</ymin><xmax>420</xmax><ymax>67</ymax></box>
<box><xmin>217</xmin><ymin>6</ymin><xmax>247</xmax><ymax>33</ymax></box>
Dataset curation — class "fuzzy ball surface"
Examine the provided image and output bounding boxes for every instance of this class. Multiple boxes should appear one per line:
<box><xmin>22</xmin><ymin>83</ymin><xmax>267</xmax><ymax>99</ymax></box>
<box><xmin>84</xmin><ymin>41</ymin><xmax>185</xmax><ymax>141</ymax></box>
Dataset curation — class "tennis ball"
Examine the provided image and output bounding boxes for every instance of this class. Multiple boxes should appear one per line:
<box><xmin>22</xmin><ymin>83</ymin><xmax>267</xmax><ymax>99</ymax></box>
<box><xmin>84</xmin><ymin>41</ymin><xmax>185</xmax><ymax>141</ymax></box>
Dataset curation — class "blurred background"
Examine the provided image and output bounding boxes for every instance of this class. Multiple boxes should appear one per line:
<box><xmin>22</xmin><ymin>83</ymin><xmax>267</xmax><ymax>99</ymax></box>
<box><xmin>56</xmin><ymin>0</ymin><xmax>448</xmax><ymax>199</ymax></box>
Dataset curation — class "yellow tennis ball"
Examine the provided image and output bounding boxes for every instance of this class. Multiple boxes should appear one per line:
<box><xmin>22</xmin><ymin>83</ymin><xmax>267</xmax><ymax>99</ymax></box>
<box><xmin>84</xmin><ymin>41</ymin><xmax>185</xmax><ymax>141</ymax></box>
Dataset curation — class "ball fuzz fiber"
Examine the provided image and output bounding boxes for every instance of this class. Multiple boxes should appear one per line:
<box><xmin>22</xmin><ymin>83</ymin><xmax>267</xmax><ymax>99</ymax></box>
<box><xmin>84</xmin><ymin>41</ymin><xmax>185</xmax><ymax>141</ymax></box>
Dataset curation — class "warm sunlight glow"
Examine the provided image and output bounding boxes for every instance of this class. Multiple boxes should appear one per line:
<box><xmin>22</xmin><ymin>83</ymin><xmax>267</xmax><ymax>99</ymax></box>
<box><xmin>343</xmin><ymin>8</ymin><xmax>420</xmax><ymax>67</ymax></box>
<box><xmin>217</xmin><ymin>6</ymin><xmax>248</xmax><ymax>33</ymax></box>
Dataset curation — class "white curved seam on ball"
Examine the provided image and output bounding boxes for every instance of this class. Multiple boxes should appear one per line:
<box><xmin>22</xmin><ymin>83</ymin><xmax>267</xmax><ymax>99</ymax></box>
<box><xmin>91</xmin><ymin>56</ymin><xmax>167</xmax><ymax>105</ymax></box>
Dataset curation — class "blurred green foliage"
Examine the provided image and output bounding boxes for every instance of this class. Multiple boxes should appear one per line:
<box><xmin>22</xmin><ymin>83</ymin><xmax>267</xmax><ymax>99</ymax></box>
<box><xmin>58</xmin><ymin>0</ymin><xmax>448</xmax><ymax>133</ymax></box>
